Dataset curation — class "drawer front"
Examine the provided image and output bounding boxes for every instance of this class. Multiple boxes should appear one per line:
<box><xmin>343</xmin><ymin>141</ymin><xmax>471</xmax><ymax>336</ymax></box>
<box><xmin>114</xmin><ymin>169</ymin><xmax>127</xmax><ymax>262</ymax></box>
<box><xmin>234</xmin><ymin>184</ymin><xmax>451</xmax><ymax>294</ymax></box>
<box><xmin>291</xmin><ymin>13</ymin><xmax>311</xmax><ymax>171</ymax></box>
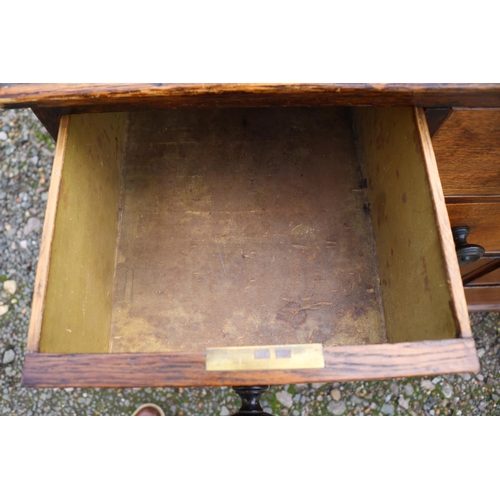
<box><xmin>461</xmin><ymin>257</ymin><xmax>500</xmax><ymax>285</ymax></box>
<box><xmin>472</xmin><ymin>267</ymin><xmax>500</xmax><ymax>285</ymax></box>
<box><xmin>432</xmin><ymin>109</ymin><xmax>500</xmax><ymax>196</ymax></box>
<box><xmin>447</xmin><ymin>201</ymin><xmax>500</xmax><ymax>252</ymax></box>
<box><xmin>465</xmin><ymin>287</ymin><xmax>500</xmax><ymax>311</ymax></box>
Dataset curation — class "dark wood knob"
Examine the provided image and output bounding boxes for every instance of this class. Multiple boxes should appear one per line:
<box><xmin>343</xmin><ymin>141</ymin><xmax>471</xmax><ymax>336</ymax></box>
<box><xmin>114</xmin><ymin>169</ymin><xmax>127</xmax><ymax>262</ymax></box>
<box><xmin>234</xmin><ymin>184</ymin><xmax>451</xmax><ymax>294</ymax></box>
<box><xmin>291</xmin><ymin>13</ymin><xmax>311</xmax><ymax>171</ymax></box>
<box><xmin>452</xmin><ymin>226</ymin><xmax>485</xmax><ymax>265</ymax></box>
<box><xmin>232</xmin><ymin>386</ymin><xmax>273</xmax><ymax>416</ymax></box>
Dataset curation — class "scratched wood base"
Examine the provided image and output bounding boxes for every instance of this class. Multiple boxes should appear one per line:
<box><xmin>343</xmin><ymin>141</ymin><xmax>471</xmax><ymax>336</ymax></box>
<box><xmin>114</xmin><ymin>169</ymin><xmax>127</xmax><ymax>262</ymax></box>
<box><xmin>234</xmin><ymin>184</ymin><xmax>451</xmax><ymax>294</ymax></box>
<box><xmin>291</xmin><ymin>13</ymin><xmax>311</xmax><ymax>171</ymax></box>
<box><xmin>22</xmin><ymin>339</ymin><xmax>479</xmax><ymax>388</ymax></box>
<box><xmin>110</xmin><ymin>108</ymin><xmax>385</xmax><ymax>352</ymax></box>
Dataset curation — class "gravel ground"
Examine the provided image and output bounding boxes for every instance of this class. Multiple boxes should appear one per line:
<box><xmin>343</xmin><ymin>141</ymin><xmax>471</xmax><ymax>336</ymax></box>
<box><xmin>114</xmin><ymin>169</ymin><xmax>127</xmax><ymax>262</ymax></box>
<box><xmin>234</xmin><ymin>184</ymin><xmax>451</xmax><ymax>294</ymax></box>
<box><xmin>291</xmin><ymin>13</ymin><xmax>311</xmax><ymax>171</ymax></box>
<box><xmin>1</xmin><ymin>108</ymin><xmax>499</xmax><ymax>416</ymax></box>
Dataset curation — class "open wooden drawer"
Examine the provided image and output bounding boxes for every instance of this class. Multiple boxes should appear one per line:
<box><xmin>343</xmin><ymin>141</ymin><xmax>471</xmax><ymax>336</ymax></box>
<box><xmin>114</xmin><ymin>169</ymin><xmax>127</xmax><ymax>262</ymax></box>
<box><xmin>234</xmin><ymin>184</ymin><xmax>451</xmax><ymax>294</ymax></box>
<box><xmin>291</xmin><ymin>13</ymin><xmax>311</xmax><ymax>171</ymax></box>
<box><xmin>22</xmin><ymin>106</ymin><xmax>479</xmax><ymax>387</ymax></box>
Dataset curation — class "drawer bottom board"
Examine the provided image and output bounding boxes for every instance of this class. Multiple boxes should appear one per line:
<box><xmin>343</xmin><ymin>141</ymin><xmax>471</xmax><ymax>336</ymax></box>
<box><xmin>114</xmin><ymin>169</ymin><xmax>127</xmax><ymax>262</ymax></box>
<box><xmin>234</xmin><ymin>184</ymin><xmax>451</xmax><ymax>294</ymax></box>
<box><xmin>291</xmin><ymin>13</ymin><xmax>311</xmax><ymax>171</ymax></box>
<box><xmin>110</xmin><ymin>109</ymin><xmax>385</xmax><ymax>353</ymax></box>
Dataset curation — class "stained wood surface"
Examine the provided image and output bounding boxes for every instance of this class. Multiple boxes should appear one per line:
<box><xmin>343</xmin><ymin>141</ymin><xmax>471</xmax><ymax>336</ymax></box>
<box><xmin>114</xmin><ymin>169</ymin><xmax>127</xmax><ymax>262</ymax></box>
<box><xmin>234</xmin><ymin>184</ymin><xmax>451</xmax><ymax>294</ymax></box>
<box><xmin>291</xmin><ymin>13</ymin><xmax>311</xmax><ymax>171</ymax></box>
<box><xmin>38</xmin><ymin>113</ymin><xmax>128</xmax><ymax>354</ymax></box>
<box><xmin>353</xmin><ymin>107</ymin><xmax>470</xmax><ymax>342</ymax></box>
<box><xmin>2</xmin><ymin>84</ymin><xmax>500</xmax><ymax>111</ymax></box>
<box><xmin>446</xmin><ymin>201</ymin><xmax>500</xmax><ymax>252</ymax></box>
<box><xmin>446</xmin><ymin>195</ymin><xmax>500</xmax><ymax>204</ymax></box>
<box><xmin>432</xmin><ymin>109</ymin><xmax>500</xmax><ymax>195</ymax></box>
<box><xmin>27</xmin><ymin>116</ymin><xmax>69</xmax><ymax>352</ymax></box>
<box><xmin>22</xmin><ymin>338</ymin><xmax>479</xmax><ymax>387</ymax></box>
<box><xmin>461</xmin><ymin>257</ymin><xmax>500</xmax><ymax>285</ymax></box>
<box><xmin>110</xmin><ymin>108</ymin><xmax>385</xmax><ymax>352</ymax></box>
<box><xmin>469</xmin><ymin>266</ymin><xmax>500</xmax><ymax>285</ymax></box>
<box><xmin>465</xmin><ymin>287</ymin><xmax>500</xmax><ymax>311</ymax></box>
<box><xmin>425</xmin><ymin>108</ymin><xmax>452</xmax><ymax>137</ymax></box>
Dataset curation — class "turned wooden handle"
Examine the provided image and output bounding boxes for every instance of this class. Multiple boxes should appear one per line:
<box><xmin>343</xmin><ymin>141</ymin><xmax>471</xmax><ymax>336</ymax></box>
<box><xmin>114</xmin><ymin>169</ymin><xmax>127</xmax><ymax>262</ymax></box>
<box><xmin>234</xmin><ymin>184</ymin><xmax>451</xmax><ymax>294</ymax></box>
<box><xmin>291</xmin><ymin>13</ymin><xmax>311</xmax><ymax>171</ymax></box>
<box><xmin>452</xmin><ymin>226</ymin><xmax>485</xmax><ymax>265</ymax></box>
<box><xmin>232</xmin><ymin>386</ymin><xmax>273</xmax><ymax>416</ymax></box>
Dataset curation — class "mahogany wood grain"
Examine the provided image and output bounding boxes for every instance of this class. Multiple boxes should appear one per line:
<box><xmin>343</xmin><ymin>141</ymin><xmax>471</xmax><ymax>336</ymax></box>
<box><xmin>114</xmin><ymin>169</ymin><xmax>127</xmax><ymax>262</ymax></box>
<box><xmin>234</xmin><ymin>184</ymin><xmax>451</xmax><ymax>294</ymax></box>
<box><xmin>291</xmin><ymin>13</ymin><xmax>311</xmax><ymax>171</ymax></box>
<box><xmin>465</xmin><ymin>287</ymin><xmax>500</xmax><ymax>311</ymax></box>
<box><xmin>2</xmin><ymin>84</ymin><xmax>500</xmax><ymax>112</ymax></box>
<box><xmin>22</xmin><ymin>338</ymin><xmax>479</xmax><ymax>387</ymax></box>
<box><xmin>446</xmin><ymin>201</ymin><xmax>500</xmax><ymax>252</ymax></box>
<box><xmin>432</xmin><ymin>109</ymin><xmax>500</xmax><ymax>196</ymax></box>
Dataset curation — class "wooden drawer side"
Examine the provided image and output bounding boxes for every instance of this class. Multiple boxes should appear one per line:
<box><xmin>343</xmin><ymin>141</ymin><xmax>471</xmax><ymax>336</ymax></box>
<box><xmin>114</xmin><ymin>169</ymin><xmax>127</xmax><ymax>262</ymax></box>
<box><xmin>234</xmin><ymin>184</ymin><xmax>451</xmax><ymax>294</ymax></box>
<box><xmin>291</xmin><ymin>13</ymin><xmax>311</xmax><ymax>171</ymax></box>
<box><xmin>31</xmin><ymin>113</ymin><xmax>128</xmax><ymax>354</ymax></box>
<box><xmin>353</xmin><ymin>107</ymin><xmax>471</xmax><ymax>342</ymax></box>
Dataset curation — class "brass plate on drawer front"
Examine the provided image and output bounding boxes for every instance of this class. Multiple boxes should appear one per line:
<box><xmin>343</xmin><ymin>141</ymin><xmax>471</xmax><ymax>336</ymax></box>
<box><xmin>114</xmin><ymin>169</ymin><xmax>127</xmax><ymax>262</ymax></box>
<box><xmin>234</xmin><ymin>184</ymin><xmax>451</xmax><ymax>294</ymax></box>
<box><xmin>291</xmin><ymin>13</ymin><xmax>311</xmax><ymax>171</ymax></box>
<box><xmin>206</xmin><ymin>344</ymin><xmax>325</xmax><ymax>371</ymax></box>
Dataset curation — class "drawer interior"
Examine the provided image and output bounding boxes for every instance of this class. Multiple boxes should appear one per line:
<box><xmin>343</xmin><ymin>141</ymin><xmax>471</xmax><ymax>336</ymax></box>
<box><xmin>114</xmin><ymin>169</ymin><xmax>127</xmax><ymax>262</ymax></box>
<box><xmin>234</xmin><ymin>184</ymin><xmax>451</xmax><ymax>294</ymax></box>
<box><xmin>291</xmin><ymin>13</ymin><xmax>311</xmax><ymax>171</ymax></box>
<box><xmin>32</xmin><ymin>107</ymin><xmax>469</xmax><ymax>354</ymax></box>
<box><xmin>111</xmin><ymin>109</ymin><xmax>384</xmax><ymax>352</ymax></box>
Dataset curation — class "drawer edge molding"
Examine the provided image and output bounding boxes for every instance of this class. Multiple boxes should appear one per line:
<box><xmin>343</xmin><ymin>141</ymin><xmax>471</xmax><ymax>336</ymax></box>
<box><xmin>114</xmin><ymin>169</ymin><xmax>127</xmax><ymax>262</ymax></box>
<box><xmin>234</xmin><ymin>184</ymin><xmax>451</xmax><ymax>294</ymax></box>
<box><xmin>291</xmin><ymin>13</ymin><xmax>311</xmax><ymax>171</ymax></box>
<box><xmin>2</xmin><ymin>84</ymin><xmax>500</xmax><ymax>110</ymax></box>
<box><xmin>22</xmin><ymin>338</ymin><xmax>479</xmax><ymax>388</ymax></box>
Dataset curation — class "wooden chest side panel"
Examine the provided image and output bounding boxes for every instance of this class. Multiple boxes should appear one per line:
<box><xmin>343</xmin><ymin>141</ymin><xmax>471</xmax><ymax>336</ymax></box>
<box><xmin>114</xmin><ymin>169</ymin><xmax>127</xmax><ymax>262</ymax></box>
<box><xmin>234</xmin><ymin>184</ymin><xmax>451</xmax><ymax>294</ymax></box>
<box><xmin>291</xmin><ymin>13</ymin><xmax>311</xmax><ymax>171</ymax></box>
<box><xmin>353</xmin><ymin>107</ymin><xmax>470</xmax><ymax>342</ymax></box>
<box><xmin>38</xmin><ymin>113</ymin><xmax>128</xmax><ymax>353</ymax></box>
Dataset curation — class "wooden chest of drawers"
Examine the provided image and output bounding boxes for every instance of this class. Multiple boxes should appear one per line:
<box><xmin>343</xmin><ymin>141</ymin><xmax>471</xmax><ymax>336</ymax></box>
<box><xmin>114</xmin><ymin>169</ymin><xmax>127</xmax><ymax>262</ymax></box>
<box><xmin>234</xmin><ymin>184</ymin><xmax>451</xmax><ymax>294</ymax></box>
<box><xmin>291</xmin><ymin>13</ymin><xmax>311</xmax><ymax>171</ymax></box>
<box><xmin>2</xmin><ymin>83</ymin><xmax>495</xmax><ymax>388</ymax></box>
<box><xmin>430</xmin><ymin>108</ymin><xmax>500</xmax><ymax>311</ymax></box>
